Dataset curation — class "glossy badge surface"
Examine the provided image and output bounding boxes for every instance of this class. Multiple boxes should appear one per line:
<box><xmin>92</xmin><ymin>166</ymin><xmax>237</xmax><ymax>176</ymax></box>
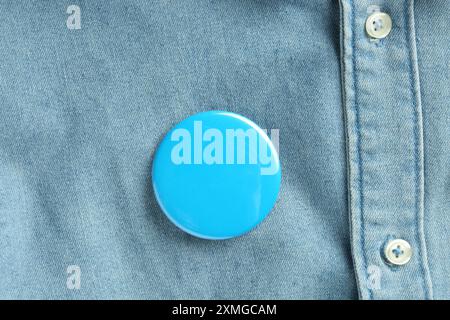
<box><xmin>152</xmin><ymin>111</ymin><xmax>281</xmax><ymax>240</ymax></box>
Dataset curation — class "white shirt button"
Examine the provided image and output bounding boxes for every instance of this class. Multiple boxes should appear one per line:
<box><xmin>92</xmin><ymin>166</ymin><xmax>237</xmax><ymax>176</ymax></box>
<box><xmin>384</xmin><ymin>239</ymin><xmax>412</xmax><ymax>266</ymax></box>
<box><xmin>365</xmin><ymin>12</ymin><xmax>392</xmax><ymax>39</ymax></box>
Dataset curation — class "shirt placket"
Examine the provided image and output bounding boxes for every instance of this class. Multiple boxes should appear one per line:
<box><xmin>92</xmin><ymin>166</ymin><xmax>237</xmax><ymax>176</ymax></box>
<box><xmin>339</xmin><ymin>0</ymin><xmax>433</xmax><ymax>299</ymax></box>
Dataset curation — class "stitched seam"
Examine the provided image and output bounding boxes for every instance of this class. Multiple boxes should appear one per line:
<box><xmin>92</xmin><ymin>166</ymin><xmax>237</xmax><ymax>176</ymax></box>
<box><xmin>404</xmin><ymin>0</ymin><xmax>426</xmax><ymax>299</ymax></box>
<box><xmin>339</xmin><ymin>0</ymin><xmax>361</xmax><ymax>299</ymax></box>
<box><xmin>404</xmin><ymin>0</ymin><xmax>432</xmax><ymax>300</ymax></box>
<box><xmin>350</xmin><ymin>0</ymin><xmax>372</xmax><ymax>300</ymax></box>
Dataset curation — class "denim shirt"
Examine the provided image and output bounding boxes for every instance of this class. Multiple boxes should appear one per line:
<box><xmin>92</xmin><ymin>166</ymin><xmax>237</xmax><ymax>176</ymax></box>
<box><xmin>0</xmin><ymin>0</ymin><xmax>448</xmax><ymax>299</ymax></box>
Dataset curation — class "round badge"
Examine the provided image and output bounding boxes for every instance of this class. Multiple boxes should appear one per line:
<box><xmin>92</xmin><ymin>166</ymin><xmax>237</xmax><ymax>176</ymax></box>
<box><xmin>152</xmin><ymin>111</ymin><xmax>281</xmax><ymax>240</ymax></box>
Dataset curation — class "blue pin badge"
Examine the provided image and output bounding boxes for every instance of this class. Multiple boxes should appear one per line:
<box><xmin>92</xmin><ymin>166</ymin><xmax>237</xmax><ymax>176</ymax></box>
<box><xmin>152</xmin><ymin>111</ymin><xmax>281</xmax><ymax>239</ymax></box>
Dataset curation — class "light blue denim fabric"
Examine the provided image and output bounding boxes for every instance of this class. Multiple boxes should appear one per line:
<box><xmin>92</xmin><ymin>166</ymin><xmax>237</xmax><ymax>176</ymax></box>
<box><xmin>0</xmin><ymin>0</ymin><xmax>448</xmax><ymax>299</ymax></box>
